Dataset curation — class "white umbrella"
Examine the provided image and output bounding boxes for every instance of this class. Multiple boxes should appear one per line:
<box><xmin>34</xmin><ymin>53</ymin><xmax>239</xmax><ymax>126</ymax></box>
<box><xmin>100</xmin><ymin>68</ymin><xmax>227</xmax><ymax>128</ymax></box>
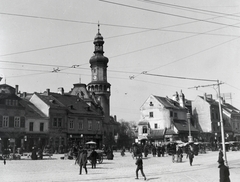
<box><xmin>86</xmin><ymin>141</ymin><xmax>96</xmax><ymax>145</ymax></box>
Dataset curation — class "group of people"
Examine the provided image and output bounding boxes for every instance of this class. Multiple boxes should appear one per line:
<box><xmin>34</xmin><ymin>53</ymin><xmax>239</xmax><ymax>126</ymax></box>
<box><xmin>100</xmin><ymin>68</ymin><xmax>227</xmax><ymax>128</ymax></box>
<box><xmin>75</xmin><ymin>148</ymin><xmax>98</xmax><ymax>175</ymax></box>
<box><xmin>151</xmin><ymin>145</ymin><xmax>166</xmax><ymax>157</ymax></box>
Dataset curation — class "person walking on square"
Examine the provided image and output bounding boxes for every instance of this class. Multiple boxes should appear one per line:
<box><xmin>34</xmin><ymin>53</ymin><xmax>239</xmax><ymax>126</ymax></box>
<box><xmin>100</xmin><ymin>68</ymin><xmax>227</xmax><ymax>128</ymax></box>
<box><xmin>187</xmin><ymin>145</ymin><xmax>194</xmax><ymax>166</ymax></box>
<box><xmin>90</xmin><ymin>148</ymin><xmax>98</xmax><ymax>169</ymax></box>
<box><xmin>135</xmin><ymin>155</ymin><xmax>146</xmax><ymax>180</ymax></box>
<box><xmin>78</xmin><ymin>149</ymin><xmax>88</xmax><ymax>175</ymax></box>
<box><xmin>218</xmin><ymin>158</ymin><xmax>230</xmax><ymax>182</ymax></box>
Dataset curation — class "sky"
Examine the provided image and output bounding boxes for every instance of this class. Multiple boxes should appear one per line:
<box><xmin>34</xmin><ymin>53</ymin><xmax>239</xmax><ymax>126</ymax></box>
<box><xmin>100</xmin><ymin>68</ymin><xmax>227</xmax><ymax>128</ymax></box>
<box><xmin>0</xmin><ymin>0</ymin><xmax>240</xmax><ymax>122</ymax></box>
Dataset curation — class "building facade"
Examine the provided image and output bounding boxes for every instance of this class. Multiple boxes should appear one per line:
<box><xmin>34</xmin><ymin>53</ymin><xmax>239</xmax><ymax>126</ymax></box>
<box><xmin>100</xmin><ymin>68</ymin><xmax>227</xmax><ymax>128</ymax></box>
<box><xmin>138</xmin><ymin>91</ymin><xmax>198</xmax><ymax>144</ymax></box>
<box><xmin>192</xmin><ymin>93</ymin><xmax>234</xmax><ymax>143</ymax></box>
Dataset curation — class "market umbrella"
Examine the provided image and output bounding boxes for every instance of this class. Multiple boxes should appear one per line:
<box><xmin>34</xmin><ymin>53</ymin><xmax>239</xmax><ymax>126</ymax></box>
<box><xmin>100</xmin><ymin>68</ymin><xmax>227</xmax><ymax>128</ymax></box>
<box><xmin>86</xmin><ymin>141</ymin><xmax>96</xmax><ymax>145</ymax></box>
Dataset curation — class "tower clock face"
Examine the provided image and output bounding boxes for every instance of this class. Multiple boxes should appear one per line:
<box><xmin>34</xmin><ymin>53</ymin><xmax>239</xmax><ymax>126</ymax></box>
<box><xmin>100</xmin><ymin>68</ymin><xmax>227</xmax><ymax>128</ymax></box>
<box><xmin>93</xmin><ymin>75</ymin><xmax>97</xmax><ymax>80</ymax></box>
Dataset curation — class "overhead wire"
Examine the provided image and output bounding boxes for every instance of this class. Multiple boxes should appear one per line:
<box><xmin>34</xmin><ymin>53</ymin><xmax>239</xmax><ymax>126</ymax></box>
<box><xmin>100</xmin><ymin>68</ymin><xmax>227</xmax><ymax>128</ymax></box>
<box><xmin>139</xmin><ymin>0</ymin><xmax>240</xmax><ymax>20</ymax></box>
<box><xmin>99</xmin><ymin>0</ymin><xmax>240</xmax><ymax>29</ymax></box>
<box><xmin>1</xmin><ymin>2</ymin><xmax>240</xmax><ymax>57</ymax></box>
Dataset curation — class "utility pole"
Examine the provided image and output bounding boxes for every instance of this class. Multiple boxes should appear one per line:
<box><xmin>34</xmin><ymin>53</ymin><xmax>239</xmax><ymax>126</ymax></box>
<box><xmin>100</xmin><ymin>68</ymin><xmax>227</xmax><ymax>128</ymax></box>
<box><xmin>217</xmin><ymin>80</ymin><xmax>228</xmax><ymax>167</ymax></box>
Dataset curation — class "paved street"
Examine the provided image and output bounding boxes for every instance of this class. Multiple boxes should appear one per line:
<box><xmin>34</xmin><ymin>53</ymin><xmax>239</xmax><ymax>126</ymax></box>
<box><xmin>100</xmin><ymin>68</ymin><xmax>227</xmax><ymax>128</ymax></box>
<box><xmin>1</xmin><ymin>150</ymin><xmax>240</xmax><ymax>182</ymax></box>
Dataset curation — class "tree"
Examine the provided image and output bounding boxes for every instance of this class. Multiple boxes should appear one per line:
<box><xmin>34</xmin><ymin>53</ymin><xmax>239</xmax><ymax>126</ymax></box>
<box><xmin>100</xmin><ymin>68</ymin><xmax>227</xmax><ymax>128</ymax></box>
<box><xmin>117</xmin><ymin>119</ymin><xmax>137</xmax><ymax>149</ymax></box>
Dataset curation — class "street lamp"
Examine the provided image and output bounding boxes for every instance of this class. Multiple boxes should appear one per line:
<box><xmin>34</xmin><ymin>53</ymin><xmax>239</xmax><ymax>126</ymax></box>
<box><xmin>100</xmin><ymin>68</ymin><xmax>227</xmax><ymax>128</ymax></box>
<box><xmin>187</xmin><ymin>111</ymin><xmax>193</xmax><ymax>142</ymax></box>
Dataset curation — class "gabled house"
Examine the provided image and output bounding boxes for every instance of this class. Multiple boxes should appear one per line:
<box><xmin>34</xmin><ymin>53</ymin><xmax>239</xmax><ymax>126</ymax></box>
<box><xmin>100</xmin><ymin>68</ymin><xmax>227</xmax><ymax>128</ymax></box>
<box><xmin>28</xmin><ymin>88</ymin><xmax>105</xmax><ymax>152</ymax></box>
<box><xmin>138</xmin><ymin>91</ymin><xmax>198</xmax><ymax>144</ymax></box>
<box><xmin>19</xmin><ymin>98</ymin><xmax>48</xmax><ymax>152</ymax></box>
<box><xmin>192</xmin><ymin>93</ymin><xmax>233</xmax><ymax>143</ymax></box>
<box><xmin>0</xmin><ymin>84</ymin><xmax>26</xmax><ymax>153</ymax></box>
<box><xmin>50</xmin><ymin>90</ymin><xmax>104</xmax><ymax>149</ymax></box>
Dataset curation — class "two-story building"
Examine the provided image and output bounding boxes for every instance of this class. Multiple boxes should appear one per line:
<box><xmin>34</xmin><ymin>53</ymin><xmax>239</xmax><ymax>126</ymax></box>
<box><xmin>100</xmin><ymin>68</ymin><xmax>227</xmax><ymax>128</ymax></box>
<box><xmin>138</xmin><ymin>91</ymin><xmax>198</xmax><ymax>145</ymax></box>
<box><xmin>0</xmin><ymin>84</ymin><xmax>26</xmax><ymax>153</ymax></box>
<box><xmin>192</xmin><ymin>93</ymin><xmax>233</xmax><ymax>143</ymax></box>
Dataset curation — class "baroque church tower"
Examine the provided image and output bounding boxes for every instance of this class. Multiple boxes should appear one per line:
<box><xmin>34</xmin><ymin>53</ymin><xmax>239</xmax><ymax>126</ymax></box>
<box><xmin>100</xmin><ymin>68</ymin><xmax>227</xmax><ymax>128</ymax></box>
<box><xmin>87</xmin><ymin>25</ymin><xmax>111</xmax><ymax>124</ymax></box>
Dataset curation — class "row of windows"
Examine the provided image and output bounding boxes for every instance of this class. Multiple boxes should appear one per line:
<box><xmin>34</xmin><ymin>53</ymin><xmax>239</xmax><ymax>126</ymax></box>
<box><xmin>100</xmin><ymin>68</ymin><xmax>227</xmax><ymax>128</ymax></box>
<box><xmin>69</xmin><ymin>119</ymin><xmax>100</xmax><ymax>131</ymax></box>
<box><xmin>149</xmin><ymin>111</ymin><xmax>178</xmax><ymax>118</ymax></box>
<box><xmin>5</xmin><ymin>99</ymin><xmax>19</xmax><ymax>106</ymax></box>
<box><xmin>29</xmin><ymin>122</ymin><xmax>44</xmax><ymax>132</ymax></box>
<box><xmin>0</xmin><ymin>116</ymin><xmax>25</xmax><ymax>128</ymax></box>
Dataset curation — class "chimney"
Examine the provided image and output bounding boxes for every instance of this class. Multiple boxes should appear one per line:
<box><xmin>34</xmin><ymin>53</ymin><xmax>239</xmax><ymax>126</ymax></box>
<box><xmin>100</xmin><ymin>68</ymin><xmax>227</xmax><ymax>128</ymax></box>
<box><xmin>179</xmin><ymin>90</ymin><xmax>185</xmax><ymax>108</ymax></box>
<box><xmin>15</xmin><ymin>85</ymin><xmax>19</xmax><ymax>95</ymax></box>
<box><xmin>114</xmin><ymin>115</ymin><xmax>117</xmax><ymax>122</ymax></box>
<box><xmin>23</xmin><ymin>92</ymin><xmax>27</xmax><ymax>98</ymax></box>
<box><xmin>204</xmin><ymin>93</ymin><xmax>207</xmax><ymax>100</ymax></box>
<box><xmin>57</xmin><ymin>87</ymin><xmax>64</xmax><ymax>95</ymax></box>
<box><xmin>207</xmin><ymin>94</ymin><xmax>212</xmax><ymax>99</ymax></box>
<box><xmin>46</xmin><ymin>89</ymin><xmax>50</xmax><ymax>96</ymax></box>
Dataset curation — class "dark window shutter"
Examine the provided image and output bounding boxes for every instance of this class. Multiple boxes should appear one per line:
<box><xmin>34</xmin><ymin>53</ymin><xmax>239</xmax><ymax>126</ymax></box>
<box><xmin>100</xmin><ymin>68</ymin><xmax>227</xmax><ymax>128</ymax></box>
<box><xmin>0</xmin><ymin>115</ymin><xmax>2</xmax><ymax>127</ymax></box>
<box><xmin>20</xmin><ymin>117</ymin><xmax>25</xmax><ymax>128</ymax></box>
<box><xmin>9</xmin><ymin>116</ymin><xmax>14</xmax><ymax>127</ymax></box>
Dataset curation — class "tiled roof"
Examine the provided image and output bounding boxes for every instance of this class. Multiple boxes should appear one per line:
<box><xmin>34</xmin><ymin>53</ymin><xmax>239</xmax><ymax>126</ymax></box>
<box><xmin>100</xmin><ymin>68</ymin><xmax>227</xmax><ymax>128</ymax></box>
<box><xmin>222</xmin><ymin>103</ymin><xmax>240</xmax><ymax>115</ymax></box>
<box><xmin>138</xmin><ymin>121</ymin><xmax>149</xmax><ymax>125</ymax></box>
<box><xmin>165</xmin><ymin>129</ymin><xmax>176</xmax><ymax>135</ymax></box>
<box><xmin>49</xmin><ymin>93</ymin><xmax>101</xmax><ymax>116</ymax></box>
<box><xmin>36</xmin><ymin>93</ymin><xmax>64</xmax><ymax>109</ymax></box>
<box><xmin>173</xmin><ymin>119</ymin><xmax>198</xmax><ymax>132</ymax></box>
<box><xmin>199</xmin><ymin>96</ymin><xmax>240</xmax><ymax>115</ymax></box>
<box><xmin>153</xmin><ymin>95</ymin><xmax>185</xmax><ymax>110</ymax></box>
<box><xmin>19</xmin><ymin>99</ymin><xmax>47</xmax><ymax>118</ymax></box>
<box><xmin>148</xmin><ymin>129</ymin><xmax>166</xmax><ymax>139</ymax></box>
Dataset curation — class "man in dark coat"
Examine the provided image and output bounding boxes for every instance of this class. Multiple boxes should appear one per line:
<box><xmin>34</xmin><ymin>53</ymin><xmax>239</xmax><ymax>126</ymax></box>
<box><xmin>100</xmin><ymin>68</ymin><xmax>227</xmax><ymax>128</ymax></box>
<box><xmin>78</xmin><ymin>149</ymin><xmax>88</xmax><ymax>175</ymax></box>
<box><xmin>90</xmin><ymin>148</ymin><xmax>98</xmax><ymax>169</ymax></box>
<box><xmin>218</xmin><ymin>158</ymin><xmax>230</xmax><ymax>182</ymax></box>
<box><xmin>135</xmin><ymin>155</ymin><xmax>146</xmax><ymax>180</ymax></box>
<box><xmin>187</xmin><ymin>146</ymin><xmax>194</xmax><ymax>166</ymax></box>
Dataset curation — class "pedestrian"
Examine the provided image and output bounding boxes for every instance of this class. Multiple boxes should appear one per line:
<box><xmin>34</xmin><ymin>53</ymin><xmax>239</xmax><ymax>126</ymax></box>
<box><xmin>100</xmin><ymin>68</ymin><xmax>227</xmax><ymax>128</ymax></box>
<box><xmin>218</xmin><ymin>149</ymin><xmax>224</xmax><ymax>161</ymax></box>
<box><xmin>218</xmin><ymin>158</ymin><xmax>230</xmax><ymax>182</ymax></box>
<box><xmin>187</xmin><ymin>145</ymin><xmax>194</xmax><ymax>166</ymax></box>
<box><xmin>90</xmin><ymin>148</ymin><xmax>98</xmax><ymax>169</ymax></box>
<box><xmin>152</xmin><ymin>145</ymin><xmax>156</xmax><ymax>157</ymax></box>
<box><xmin>135</xmin><ymin>155</ymin><xmax>146</xmax><ymax>180</ymax></box>
<box><xmin>176</xmin><ymin>146</ymin><xmax>183</xmax><ymax>162</ymax></box>
<box><xmin>3</xmin><ymin>157</ymin><xmax>6</xmax><ymax>165</ymax></box>
<box><xmin>78</xmin><ymin>149</ymin><xmax>88</xmax><ymax>175</ymax></box>
<box><xmin>161</xmin><ymin>145</ymin><xmax>165</xmax><ymax>157</ymax></box>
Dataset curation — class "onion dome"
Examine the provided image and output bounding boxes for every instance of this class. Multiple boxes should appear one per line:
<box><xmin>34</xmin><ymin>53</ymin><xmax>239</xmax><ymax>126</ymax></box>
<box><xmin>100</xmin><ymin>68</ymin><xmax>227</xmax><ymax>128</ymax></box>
<box><xmin>89</xmin><ymin>24</ymin><xmax>109</xmax><ymax>65</ymax></box>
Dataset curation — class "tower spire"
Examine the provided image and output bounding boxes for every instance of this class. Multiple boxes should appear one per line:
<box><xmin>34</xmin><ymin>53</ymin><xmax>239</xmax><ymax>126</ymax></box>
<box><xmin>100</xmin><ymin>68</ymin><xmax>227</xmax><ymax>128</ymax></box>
<box><xmin>98</xmin><ymin>21</ymin><xmax>100</xmax><ymax>33</ymax></box>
